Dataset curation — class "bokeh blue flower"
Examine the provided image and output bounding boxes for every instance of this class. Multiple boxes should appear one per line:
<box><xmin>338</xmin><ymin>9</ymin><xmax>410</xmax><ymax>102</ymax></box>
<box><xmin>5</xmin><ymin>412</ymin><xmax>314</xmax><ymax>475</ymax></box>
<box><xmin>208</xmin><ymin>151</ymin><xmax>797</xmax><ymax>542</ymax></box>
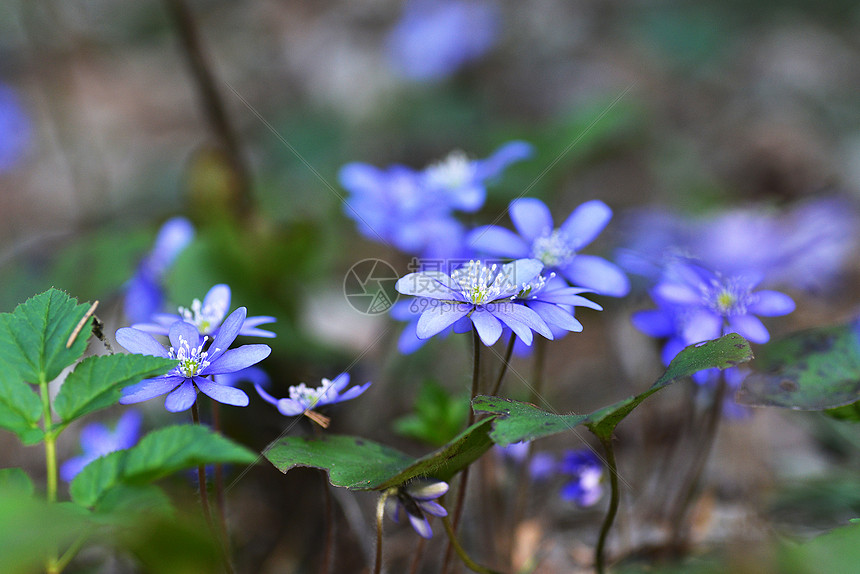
<box><xmin>61</xmin><ymin>410</ymin><xmax>143</xmax><ymax>482</ymax></box>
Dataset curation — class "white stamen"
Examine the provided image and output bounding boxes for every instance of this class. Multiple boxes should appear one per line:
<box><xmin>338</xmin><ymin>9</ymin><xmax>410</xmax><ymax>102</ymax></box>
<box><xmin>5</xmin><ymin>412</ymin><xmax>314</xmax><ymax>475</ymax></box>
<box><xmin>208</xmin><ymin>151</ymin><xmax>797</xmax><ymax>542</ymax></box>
<box><xmin>178</xmin><ymin>298</ymin><xmax>226</xmax><ymax>335</ymax></box>
<box><xmin>169</xmin><ymin>335</ymin><xmax>212</xmax><ymax>377</ymax></box>
<box><xmin>531</xmin><ymin>230</ymin><xmax>574</xmax><ymax>267</ymax></box>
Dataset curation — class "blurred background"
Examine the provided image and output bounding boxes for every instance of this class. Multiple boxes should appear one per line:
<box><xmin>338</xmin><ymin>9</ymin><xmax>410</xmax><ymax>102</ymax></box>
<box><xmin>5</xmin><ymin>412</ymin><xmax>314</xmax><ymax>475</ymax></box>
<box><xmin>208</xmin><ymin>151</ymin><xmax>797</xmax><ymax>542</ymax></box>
<box><xmin>2</xmin><ymin>0</ymin><xmax>860</xmax><ymax>572</ymax></box>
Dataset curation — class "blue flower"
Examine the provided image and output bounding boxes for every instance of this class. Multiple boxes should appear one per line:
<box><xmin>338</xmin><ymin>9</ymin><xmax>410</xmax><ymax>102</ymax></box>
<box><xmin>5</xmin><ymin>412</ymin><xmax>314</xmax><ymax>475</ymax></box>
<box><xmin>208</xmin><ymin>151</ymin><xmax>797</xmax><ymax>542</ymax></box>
<box><xmin>385</xmin><ymin>478</ymin><xmax>449</xmax><ymax>539</ymax></box>
<box><xmin>133</xmin><ymin>284</ymin><xmax>276</xmax><ymax>339</ymax></box>
<box><xmin>124</xmin><ymin>217</ymin><xmax>195</xmax><ymax>324</ymax></box>
<box><xmin>634</xmin><ymin>260</ymin><xmax>795</xmax><ymax>347</ymax></box>
<box><xmin>515</xmin><ymin>274</ymin><xmax>603</xmax><ymax>335</ymax></box>
<box><xmin>339</xmin><ymin>142</ymin><xmax>532</xmax><ymax>259</ymax></box>
<box><xmin>558</xmin><ymin>449</ymin><xmax>603</xmax><ymax>507</ymax></box>
<box><xmin>495</xmin><ymin>442</ymin><xmax>556</xmax><ymax>481</ymax></box>
<box><xmin>468</xmin><ymin>198</ymin><xmax>630</xmax><ymax>296</ymax></box>
<box><xmin>386</xmin><ymin>0</ymin><xmax>499</xmax><ymax>82</ymax></box>
<box><xmin>116</xmin><ymin>308</ymin><xmax>271</xmax><ymax>412</ymax></box>
<box><xmin>0</xmin><ymin>83</ymin><xmax>31</xmax><ymax>172</ymax></box>
<box><xmin>395</xmin><ymin>259</ymin><xmax>553</xmax><ymax>346</ymax></box>
<box><xmin>255</xmin><ymin>373</ymin><xmax>371</xmax><ymax>428</ymax></box>
<box><xmin>61</xmin><ymin>410</ymin><xmax>142</xmax><ymax>482</ymax></box>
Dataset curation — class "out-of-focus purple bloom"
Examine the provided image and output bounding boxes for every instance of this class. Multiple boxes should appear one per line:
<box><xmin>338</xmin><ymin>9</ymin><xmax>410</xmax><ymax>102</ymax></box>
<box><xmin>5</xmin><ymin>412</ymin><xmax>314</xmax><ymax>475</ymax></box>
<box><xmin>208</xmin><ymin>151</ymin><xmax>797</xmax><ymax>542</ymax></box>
<box><xmin>116</xmin><ymin>308</ymin><xmax>271</xmax><ymax>412</ymax></box>
<box><xmin>635</xmin><ymin>260</ymin><xmax>795</xmax><ymax>347</ymax></box>
<box><xmin>385</xmin><ymin>478</ymin><xmax>449</xmax><ymax>539</ymax></box>
<box><xmin>255</xmin><ymin>373</ymin><xmax>371</xmax><ymax>428</ymax></box>
<box><xmin>339</xmin><ymin>142</ymin><xmax>531</xmax><ymax>259</ymax></box>
<box><xmin>0</xmin><ymin>83</ymin><xmax>31</xmax><ymax>173</ymax></box>
<box><xmin>387</xmin><ymin>0</ymin><xmax>499</xmax><ymax>82</ymax></box>
<box><xmin>558</xmin><ymin>449</ymin><xmax>603</xmax><ymax>507</ymax></box>
<box><xmin>495</xmin><ymin>441</ymin><xmax>556</xmax><ymax>481</ymax></box>
<box><xmin>617</xmin><ymin>198</ymin><xmax>859</xmax><ymax>292</ymax></box>
<box><xmin>395</xmin><ymin>259</ymin><xmax>553</xmax><ymax>346</ymax></box>
<box><xmin>133</xmin><ymin>284</ymin><xmax>275</xmax><ymax>339</ymax></box>
<box><xmin>214</xmin><ymin>365</ymin><xmax>270</xmax><ymax>389</ymax></box>
<box><xmin>124</xmin><ymin>217</ymin><xmax>195</xmax><ymax>324</ymax></box>
<box><xmin>469</xmin><ymin>198</ymin><xmax>630</xmax><ymax>296</ymax></box>
<box><xmin>61</xmin><ymin>410</ymin><xmax>142</xmax><ymax>482</ymax></box>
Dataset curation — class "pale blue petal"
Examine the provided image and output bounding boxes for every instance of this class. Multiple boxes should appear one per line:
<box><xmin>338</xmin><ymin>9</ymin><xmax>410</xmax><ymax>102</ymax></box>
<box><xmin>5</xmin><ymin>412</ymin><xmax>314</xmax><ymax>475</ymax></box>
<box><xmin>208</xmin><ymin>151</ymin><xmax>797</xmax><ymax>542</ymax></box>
<box><xmin>396</xmin><ymin>272</ymin><xmax>459</xmax><ymax>299</ymax></box>
<box><xmin>277</xmin><ymin>399</ymin><xmax>306</xmax><ymax>416</ymax></box>
<box><xmin>115</xmin><ymin>328</ymin><xmax>169</xmax><ymax>358</ymax></box>
<box><xmin>528</xmin><ymin>301</ymin><xmax>583</xmax><ymax>332</ymax></box>
<box><xmin>168</xmin><ymin>321</ymin><xmax>202</xmax><ymax>350</ymax></box>
<box><xmin>254</xmin><ymin>383</ymin><xmax>278</xmax><ymax>406</ymax></box>
<box><xmin>120</xmin><ymin>376</ymin><xmax>184</xmax><ymax>404</ymax></box>
<box><xmin>408</xmin><ymin>513</ymin><xmax>433</xmax><ymax>539</ymax></box>
<box><xmin>240</xmin><ymin>315</ymin><xmax>277</xmax><ymax>338</ymax></box>
<box><xmin>205</xmin><ymin>344</ymin><xmax>271</xmax><ymax>375</ymax></box>
<box><xmin>682</xmin><ymin>310</ymin><xmax>722</xmax><ymax>344</ymax></box>
<box><xmin>495</xmin><ymin>302</ymin><xmax>554</xmax><ymax>340</ymax></box>
<box><xmin>416</xmin><ymin>304</ymin><xmax>471</xmax><ymax>339</ymax></box>
<box><xmin>418</xmin><ymin>500</ymin><xmax>448</xmax><ymax>517</ymax></box>
<box><xmin>398</xmin><ymin>321</ymin><xmax>428</xmax><ymax>354</ymax></box>
<box><xmin>475</xmin><ymin>141</ymin><xmax>533</xmax><ymax>180</ymax></box>
<box><xmin>336</xmin><ymin>381</ymin><xmax>372</xmax><ymax>402</ymax></box>
<box><xmin>661</xmin><ymin>338</ymin><xmax>686</xmax><ymax>366</ymax></box>
<box><xmin>470</xmin><ymin>308</ymin><xmax>503</xmax><ymax>346</ymax></box>
<box><xmin>500</xmin><ymin>258</ymin><xmax>545</xmax><ymax>289</ymax></box>
<box><xmin>749</xmin><ymin>291</ymin><xmax>795</xmax><ymax>316</ymax></box>
<box><xmin>78</xmin><ymin>423</ymin><xmax>113</xmax><ymax>453</ymax></box>
<box><xmin>408</xmin><ymin>480</ymin><xmax>449</xmax><ymax>499</ymax></box>
<box><xmin>560</xmin><ymin>200</ymin><xmax>612</xmax><ymax>250</ymax></box>
<box><xmin>510</xmin><ymin>198</ymin><xmax>554</xmax><ymax>241</ymax></box>
<box><xmin>466</xmin><ymin>226</ymin><xmax>529</xmax><ymax>258</ymax></box>
<box><xmin>730</xmin><ymin>315</ymin><xmax>770</xmax><ymax>344</ymax></box>
<box><xmin>631</xmin><ymin>309</ymin><xmax>676</xmax><ymax>337</ymax></box>
<box><xmin>194</xmin><ymin>377</ymin><xmax>249</xmax><ymax>407</ymax></box>
<box><xmin>561</xmin><ymin>255</ymin><xmax>629</xmax><ymax>296</ymax></box>
<box><xmin>331</xmin><ymin>373</ymin><xmax>351</xmax><ymax>392</ymax></box>
<box><xmin>492</xmin><ymin>308</ymin><xmax>533</xmax><ymax>346</ymax></box>
<box><xmin>202</xmin><ymin>284</ymin><xmax>231</xmax><ymax>323</ymax></box>
<box><xmin>164</xmin><ymin>380</ymin><xmax>197</xmax><ymax>412</ymax></box>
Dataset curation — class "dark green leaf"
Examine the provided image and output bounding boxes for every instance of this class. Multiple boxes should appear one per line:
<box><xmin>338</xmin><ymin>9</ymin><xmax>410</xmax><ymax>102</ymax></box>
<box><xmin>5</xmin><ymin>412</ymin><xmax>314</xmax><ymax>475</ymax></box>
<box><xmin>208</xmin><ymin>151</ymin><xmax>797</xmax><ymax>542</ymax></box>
<box><xmin>70</xmin><ymin>450</ymin><xmax>128</xmax><ymax>508</ymax></box>
<box><xmin>473</xmin><ymin>333</ymin><xmax>753</xmax><ymax>444</ymax></box>
<box><xmin>825</xmin><ymin>401</ymin><xmax>860</xmax><ymax>423</ymax></box>
<box><xmin>54</xmin><ymin>354</ymin><xmax>177</xmax><ymax>424</ymax></box>
<box><xmin>0</xmin><ymin>368</ymin><xmax>44</xmax><ymax>444</ymax></box>
<box><xmin>0</xmin><ymin>289</ymin><xmax>92</xmax><ymax>384</ymax></box>
<box><xmin>0</xmin><ymin>467</ymin><xmax>34</xmax><ymax>496</ymax></box>
<box><xmin>264</xmin><ymin>418</ymin><xmax>496</xmax><ymax>491</ymax></box>
<box><xmin>738</xmin><ymin>322</ymin><xmax>860</xmax><ymax>410</ymax></box>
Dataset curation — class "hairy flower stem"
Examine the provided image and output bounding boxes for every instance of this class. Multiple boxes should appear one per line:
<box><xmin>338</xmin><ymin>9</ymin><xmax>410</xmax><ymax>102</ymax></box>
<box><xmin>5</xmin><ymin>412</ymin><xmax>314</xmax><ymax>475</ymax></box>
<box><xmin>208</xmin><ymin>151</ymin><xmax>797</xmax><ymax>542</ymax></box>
<box><xmin>374</xmin><ymin>491</ymin><xmax>391</xmax><ymax>574</ymax></box>
<box><xmin>488</xmin><ymin>334</ymin><xmax>516</xmax><ymax>397</ymax></box>
<box><xmin>40</xmin><ymin>379</ymin><xmax>60</xmax><ymax>574</ymax></box>
<box><xmin>667</xmin><ymin>373</ymin><xmax>729</xmax><ymax>551</ymax></box>
<box><xmin>443</xmin><ymin>329</ymin><xmax>483</xmax><ymax>574</ymax></box>
<box><xmin>320</xmin><ymin>473</ymin><xmax>333</xmax><ymax>574</ymax></box>
<box><xmin>595</xmin><ymin>435</ymin><xmax>620</xmax><ymax>574</ymax></box>
<box><xmin>441</xmin><ymin>514</ymin><xmax>503</xmax><ymax>574</ymax></box>
<box><xmin>190</xmin><ymin>402</ymin><xmax>213</xmax><ymax>528</ymax></box>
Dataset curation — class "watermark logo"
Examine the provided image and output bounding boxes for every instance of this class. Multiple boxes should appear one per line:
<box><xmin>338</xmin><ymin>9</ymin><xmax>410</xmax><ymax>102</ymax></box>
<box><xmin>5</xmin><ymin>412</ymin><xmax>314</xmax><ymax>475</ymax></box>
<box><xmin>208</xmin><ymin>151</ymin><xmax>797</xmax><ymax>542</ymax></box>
<box><xmin>343</xmin><ymin>258</ymin><xmax>400</xmax><ymax>315</ymax></box>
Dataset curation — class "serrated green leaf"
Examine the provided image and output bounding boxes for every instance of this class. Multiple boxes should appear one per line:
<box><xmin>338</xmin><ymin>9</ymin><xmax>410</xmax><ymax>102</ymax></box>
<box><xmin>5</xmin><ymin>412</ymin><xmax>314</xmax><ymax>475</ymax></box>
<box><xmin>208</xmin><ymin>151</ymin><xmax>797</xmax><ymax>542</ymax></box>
<box><xmin>71</xmin><ymin>425</ymin><xmax>257</xmax><ymax>508</ymax></box>
<box><xmin>738</xmin><ymin>322</ymin><xmax>860</xmax><ymax>410</ymax></box>
<box><xmin>473</xmin><ymin>333</ymin><xmax>753</xmax><ymax>444</ymax></box>
<box><xmin>0</xmin><ymin>289</ymin><xmax>91</xmax><ymax>384</ymax></box>
<box><xmin>0</xmin><ymin>467</ymin><xmax>34</xmax><ymax>496</ymax></box>
<box><xmin>123</xmin><ymin>425</ymin><xmax>257</xmax><ymax>484</ymax></box>
<box><xmin>0</xmin><ymin>369</ymin><xmax>44</xmax><ymax>444</ymax></box>
<box><xmin>54</xmin><ymin>354</ymin><xmax>177</xmax><ymax>424</ymax></box>
<box><xmin>69</xmin><ymin>450</ymin><xmax>128</xmax><ymax>508</ymax></box>
<box><xmin>264</xmin><ymin>418</ymin><xmax>496</xmax><ymax>491</ymax></box>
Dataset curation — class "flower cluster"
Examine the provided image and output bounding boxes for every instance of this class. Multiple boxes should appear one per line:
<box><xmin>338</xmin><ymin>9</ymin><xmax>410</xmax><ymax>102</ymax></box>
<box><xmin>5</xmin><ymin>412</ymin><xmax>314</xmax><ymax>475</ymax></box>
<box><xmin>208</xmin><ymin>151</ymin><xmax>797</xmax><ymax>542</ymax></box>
<box><xmin>558</xmin><ymin>449</ymin><xmax>604</xmax><ymax>507</ymax></box>
<box><xmin>255</xmin><ymin>373</ymin><xmax>371</xmax><ymax>428</ymax></box>
<box><xmin>339</xmin><ymin>141</ymin><xmax>532</xmax><ymax>259</ymax></box>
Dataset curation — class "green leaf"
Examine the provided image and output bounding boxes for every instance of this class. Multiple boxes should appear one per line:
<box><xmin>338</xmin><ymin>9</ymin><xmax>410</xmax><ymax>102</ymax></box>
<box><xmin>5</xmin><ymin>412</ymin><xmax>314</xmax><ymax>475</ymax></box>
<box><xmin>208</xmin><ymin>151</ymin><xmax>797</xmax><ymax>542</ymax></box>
<box><xmin>123</xmin><ymin>425</ymin><xmax>257</xmax><ymax>484</ymax></box>
<box><xmin>737</xmin><ymin>322</ymin><xmax>860</xmax><ymax>410</ymax></box>
<box><xmin>0</xmin><ymin>289</ymin><xmax>92</xmax><ymax>384</ymax></box>
<box><xmin>54</xmin><ymin>354</ymin><xmax>178</xmax><ymax>424</ymax></box>
<box><xmin>824</xmin><ymin>401</ymin><xmax>860</xmax><ymax>423</ymax></box>
<box><xmin>0</xmin><ymin>368</ymin><xmax>44</xmax><ymax>444</ymax></box>
<box><xmin>264</xmin><ymin>418</ymin><xmax>496</xmax><ymax>491</ymax></box>
<box><xmin>0</xmin><ymin>467</ymin><xmax>34</xmax><ymax>496</ymax></box>
<box><xmin>473</xmin><ymin>333</ymin><xmax>753</xmax><ymax>444</ymax></box>
<box><xmin>71</xmin><ymin>425</ymin><xmax>257</xmax><ymax>508</ymax></box>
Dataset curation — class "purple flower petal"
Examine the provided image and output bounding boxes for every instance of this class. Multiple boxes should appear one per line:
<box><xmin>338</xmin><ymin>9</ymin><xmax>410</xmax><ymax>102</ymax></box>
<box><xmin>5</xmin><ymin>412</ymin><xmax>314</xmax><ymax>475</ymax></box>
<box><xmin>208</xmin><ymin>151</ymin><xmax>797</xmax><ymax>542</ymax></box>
<box><xmin>495</xmin><ymin>302</ymin><xmax>554</xmax><ymax>341</ymax></box>
<box><xmin>501</xmin><ymin>258</ymin><xmax>545</xmax><ymax>289</ymax></box>
<box><xmin>408</xmin><ymin>480</ymin><xmax>449</xmax><ymax>500</ymax></box>
<box><xmin>682</xmin><ymin>310</ymin><xmax>722</xmax><ymax>344</ymax></box>
<box><xmin>276</xmin><ymin>398</ymin><xmax>307</xmax><ymax>416</ymax></box>
<box><xmin>330</xmin><ymin>373</ymin><xmax>351</xmax><ymax>392</ymax></box>
<box><xmin>560</xmin><ymin>200</ymin><xmax>613</xmax><ymax>251</ymax></box>
<box><xmin>240</xmin><ymin>315</ymin><xmax>277</xmax><ymax>338</ymax></box>
<box><xmin>408</xmin><ymin>513</ymin><xmax>433</xmax><ymax>539</ymax></box>
<box><xmin>194</xmin><ymin>377</ymin><xmax>250</xmax><ymax>407</ymax></box>
<box><xmin>467</xmin><ymin>225</ymin><xmax>529</xmax><ymax>258</ymax></box>
<box><xmin>510</xmin><ymin>198</ymin><xmax>554</xmax><ymax>242</ymax></box>
<box><xmin>470</xmin><ymin>308</ymin><xmax>503</xmax><ymax>346</ymax></box>
<box><xmin>474</xmin><ymin>141</ymin><xmax>533</xmax><ymax>180</ymax></box>
<box><xmin>209</xmin><ymin>307</ymin><xmax>247</xmax><ymax>361</ymax></box>
<box><xmin>416</xmin><ymin>303</ymin><xmax>471</xmax><ymax>339</ymax></box>
<box><xmin>729</xmin><ymin>314</ymin><xmax>770</xmax><ymax>344</ymax></box>
<box><xmin>203</xmin><ymin>284</ymin><xmax>231</xmax><ymax>320</ymax></box>
<box><xmin>120</xmin><ymin>375</ymin><xmax>184</xmax><ymax>404</ymax></box>
<box><xmin>168</xmin><ymin>321</ymin><xmax>202</xmax><ymax>350</ymax></box>
<box><xmin>336</xmin><ymin>381</ymin><xmax>372</xmax><ymax>402</ymax></box>
<box><xmin>417</xmin><ymin>500</ymin><xmax>448</xmax><ymax>518</ymax></box>
<box><xmin>631</xmin><ymin>309</ymin><xmax>676</xmax><ymax>337</ymax></box>
<box><xmin>528</xmin><ymin>301</ymin><xmax>583</xmax><ymax>332</ymax></box>
<box><xmin>164</xmin><ymin>380</ymin><xmax>198</xmax><ymax>412</ymax></box>
<box><xmin>561</xmin><ymin>255</ymin><xmax>630</xmax><ymax>296</ymax></box>
<box><xmin>749</xmin><ymin>291</ymin><xmax>795</xmax><ymax>316</ymax></box>
<box><xmin>205</xmin><ymin>344</ymin><xmax>271</xmax><ymax>375</ymax></box>
<box><xmin>115</xmin><ymin>328</ymin><xmax>170</xmax><ymax>358</ymax></box>
<box><xmin>254</xmin><ymin>383</ymin><xmax>278</xmax><ymax>405</ymax></box>
<box><xmin>78</xmin><ymin>423</ymin><xmax>113</xmax><ymax>453</ymax></box>
<box><xmin>396</xmin><ymin>272</ymin><xmax>460</xmax><ymax>299</ymax></box>
<box><xmin>661</xmin><ymin>338</ymin><xmax>686</xmax><ymax>365</ymax></box>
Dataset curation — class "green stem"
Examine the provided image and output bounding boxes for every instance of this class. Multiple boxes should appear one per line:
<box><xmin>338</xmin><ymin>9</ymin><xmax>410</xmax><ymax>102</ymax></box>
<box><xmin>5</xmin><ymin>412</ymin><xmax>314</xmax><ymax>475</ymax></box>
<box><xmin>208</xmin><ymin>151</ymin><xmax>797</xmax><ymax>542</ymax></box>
<box><xmin>374</xmin><ymin>491</ymin><xmax>392</xmax><ymax>574</ymax></box>
<box><xmin>440</xmin><ymin>514</ymin><xmax>503</xmax><ymax>574</ymax></box>
<box><xmin>40</xmin><ymin>379</ymin><xmax>60</xmax><ymax>574</ymax></box>
<box><xmin>595</xmin><ymin>435</ymin><xmax>620</xmax><ymax>574</ymax></box>
<box><xmin>54</xmin><ymin>528</ymin><xmax>93</xmax><ymax>573</ymax></box>
<box><xmin>191</xmin><ymin>401</ymin><xmax>213</xmax><ymax>528</ymax></box>
<box><xmin>488</xmin><ymin>334</ymin><xmax>515</xmax><ymax>397</ymax></box>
